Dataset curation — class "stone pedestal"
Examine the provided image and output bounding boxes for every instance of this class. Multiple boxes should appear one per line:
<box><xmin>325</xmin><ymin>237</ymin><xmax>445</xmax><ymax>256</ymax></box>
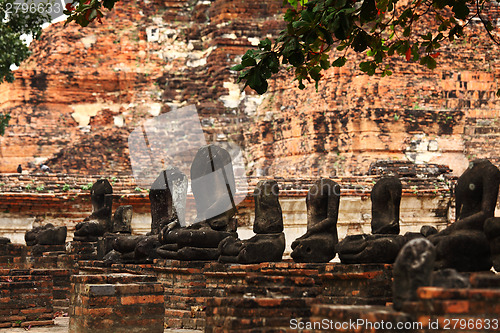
<box><xmin>69</xmin><ymin>274</ymin><xmax>164</xmax><ymax>333</ymax></box>
<box><xmin>66</xmin><ymin>241</ymin><xmax>99</xmax><ymax>261</ymax></box>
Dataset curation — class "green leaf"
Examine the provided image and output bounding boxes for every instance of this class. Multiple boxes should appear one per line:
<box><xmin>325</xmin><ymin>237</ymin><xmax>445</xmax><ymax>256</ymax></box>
<box><xmin>309</xmin><ymin>66</ymin><xmax>322</xmax><ymax>82</ymax></box>
<box><xmin>292</xmin><ymin>21</ymin><xmax>309</xmax><ymax>29</ymax></box>
<box><xmin>381</xmin><ymin>69</ymin><xmax>392</xmax><ymax>77</ymax></box>
<box><xmin>0</xmin><ymin>113</ymin><xmax>11</xmax><ymax>136</ymax></box>
<box><xmin>301</xmin><ymin>9</ymin><xmax>315</xmax><ymax>23</ymax></box>
<box><xmin>103</xmin><ymin>0</ymin><xmax>117</xmax><ymax>10</ymax></box>
<box><xmin>267</xmin><ymin>53</ymin><xmax>280</xmax><ymax>73</ymax></box>
<box><xmin>452</xmin><ymin>0</ymin><xmax>469</xmax><ymax>20</ymax></box>
<box><xmin>287</xmin><ymin>0</ymin><xmax>298</xmax><ymax>9</ymax></box>
<box><xmin>359</xmin><ymin>61</ymin><xmax>377</xmax><ymax>75</ymax></box>
<box><xmin>422</xmin><ymin>32</ymin><xmax>432</xmax><ymax>40</ymax></box>
<box><xmin>284</xmin><ymin>9</ymin><xmax>298</xmax><ymax>22</ymax></box>
<box><xmin>352</xmin><ymin>30</ymin><xmax>370</xmax><ymax>52</ymax></box>
<box><xmin>333</xmin><ymin>12</ymin><xmax>352</xmax><ymax>40</ymax></box>
<box><xmin>359</xmin><ymin>0</ymin><xmax>377</xmax><ymax>23</ymax></box>
<box><xmin>282</xmin><ymin>37</ymin><xmax>299</xmax><ymax>57</ymax></box>
<box><xmin>241</xmin><ymin>54</ymin><xmax>257</xmax><ymax>67</ymax></box>
<box><xmin>258</xmin><ymin>38</ymin><xmax>272</xmax><ymax>51</ymax></box>
<box><xmin>304</xmin><ymin>29</ymin><xmax>319</xmax><ymax>44</ymax></box>
<box><xmin>230</xmin><ymin>64</ymin><xmax>245</xmax><ymax>71</ymax></box>
<box><xmin>318</xmin><ymin>27</ymin><xmax>334</xmax><ymax>45</ymax></box>
<box><xmin>288</xmin><ymin>51</ymin><xmax>305</xmax><ymax>66</ymax></box>
<box><xmin>332</xmin><ymin>56</ymin><xmax>347</xmax><ymax>67</ymax></box>
<box><xmin>420</xmin><ymin>55</ymin><xmax>437</xmax><ymax>69</ymax></box>
<box><xmin>333</xmin><ymin>0</ymin><xmax>347</xmax><ymax>9</ymax></box>
<box><xmin>337</xmin><ymin>42</ymin><xmax>348</xmax><ymax>51</ymax></box>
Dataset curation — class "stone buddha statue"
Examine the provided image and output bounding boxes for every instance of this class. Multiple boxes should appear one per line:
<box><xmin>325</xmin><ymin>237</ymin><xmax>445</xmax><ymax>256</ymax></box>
<box><xmin>219</xmin><ymin>179</ymin><xmax>285</xmax><ymax>263</ymax></box>
<box><xmin>336</xmin><ymin>175</ymin><xmax>406</xmax><ymax>264</ymax></box>
<box><xmin>156</xmin><ymin>144</ymin><xmax>238</xmax><ymax>260</ymax></box>
<box><xmin>428</xmin><ymin>159</ymin><xmax>500</xmax><ymax>271</ymax></box>
<box><xmin>73</xmin><ymin>179</ymin><xmax>113</xmax><ymax>242</ymax></box>
<box><xmin>291</xmin><ymin>178</ymin><xmax>340</xmax><ymax>263</ymax></box>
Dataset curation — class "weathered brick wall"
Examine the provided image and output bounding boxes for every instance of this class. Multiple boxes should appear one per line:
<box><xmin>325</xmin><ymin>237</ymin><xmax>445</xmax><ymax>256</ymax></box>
<box><xmin>309</xmin><ymin>273</ymin><xmax>500</xmax><ymax>333</ymax></box>
<box><xmin>75</xmin><ymin>260</ymin><xmax>393</xmax><ymax>331</ymax></box>
<box><xmin>0</xmin><ymin>244</ymin><xmax>27</xmax><ymax>268</ymax></box>
<box><xmin>0</xmin><ymin>269</ymin><xmax>54</xmax><ymax>328</ymax></box>
<box><xmin>154</xmin><ymin>260</ymin><xmax>208</xmax><ymax>329</ymax></box>
<box><xmin>0</xmin><ymin>0</ymin><xmax>284</xmax><ymax>175</ymax></box>
<box><xmin>1</xmin><ymin>0</ymin><xmax>496</xmax><ymax>179</ymax></box>
<box><xmin>69</xmin><ymin>274</ymin><xmax>164</xmax><ymax>333</ymax></box>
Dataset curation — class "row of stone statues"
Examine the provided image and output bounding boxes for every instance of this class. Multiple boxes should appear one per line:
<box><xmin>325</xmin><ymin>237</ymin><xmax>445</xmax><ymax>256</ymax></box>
<box><xmin>24</xmin><ymin>143</ymin><xmax>500</xmax><ymax>273</ymax></box>
<box><xmin>337</xmin><ymin>158</ymin><xmax>500</xmax><ymax>273</ymax></box>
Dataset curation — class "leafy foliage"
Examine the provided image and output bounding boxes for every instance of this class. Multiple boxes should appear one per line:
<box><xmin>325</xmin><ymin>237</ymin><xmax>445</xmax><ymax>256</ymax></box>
<box><xmin>232</xmin><ymin>0</ymin><xmax>500</xmax><ymax>94</ymax></box>
<box><xmin>0</xmin><ymin>0</ymin><xmax>51</xmax><ymax>84</ymax></box>
<box><xmin>0</xmin><ymin>0</ymin><xmax>51</xmax><ymax>135</ymax></box>
<box><xmin>64</xmin><ymin>0</ymin><xmax>119</xmax><ymax>27</ymax></box>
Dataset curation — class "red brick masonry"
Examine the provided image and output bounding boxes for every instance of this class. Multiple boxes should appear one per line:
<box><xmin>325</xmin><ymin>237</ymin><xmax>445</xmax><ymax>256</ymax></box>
<box><xmin>69</xmin><ymin>274</ymin><xmax>164</xmax><ymax>333</ymax></box>
<box><xmin>0</xmin><ymin>269</ymin><xmax>54</xmax><ymax>329</ymax></box>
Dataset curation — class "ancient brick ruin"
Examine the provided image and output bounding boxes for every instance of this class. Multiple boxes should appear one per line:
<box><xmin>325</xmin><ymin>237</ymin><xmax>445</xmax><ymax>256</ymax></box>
<box><xmin>0</xmin><ymin>0</ymin><xmax>499</xmax><ymax>331</ymax></box>
<box><xmin>0</xmin><ymin>0</ymin><xmax>498</xmax><ymax>178</ymax></box>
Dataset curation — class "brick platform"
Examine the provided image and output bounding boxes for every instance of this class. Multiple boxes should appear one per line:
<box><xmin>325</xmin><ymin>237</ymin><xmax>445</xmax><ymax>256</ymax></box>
<box><xmin>402</xmin><ymin>286</ymin><xmax>500</xmax><ymax>332</ymax></box>
<box><xmin>310</xmin><ymin>304</ymin><xmax>415</xmax><ymax>333</ymax></box>
<box><xmin>308</xmin><ymin>273</ymin><xmax>500</xmax><ymax>333</ymax></box>
<box><xmin>203</xmin><ymin>262</ymin><xmax>393</xmax><ymax>332</ymax></box>
<box><xmin>78</xmin><ymin>261</ymin><xmax>156</xmax><ymax>276</ymax></box>
<box><xmin>24</xmin><ymin>245</ymin><xmax>74</xmax><ymax>312</ymax></box>
<box><xmin>76</xmin><ymin>260</ymin><xmax>396</xmax><ymax>331</ymax></box>
<box><xmin>0</xmin><ymin>243</ymin><xmax>27</xmax><ymax>268</ymax></box>
<box><xmin>46</xmin><ymin>269</ymin><xmax>71</xmax><ymax>312</ymax></box>
<box><xmin>206</xmin><ymin>297</ymin><xmax>316</xmax><ymax>333</ymax></box>
<box><xmin>154</xmin><ymin>260</ymin><xmax>208</xmax><ymax>330</ymax></box>
<box><xmin>66</xmin><ymin>241</ymin><xmax>99</xmax><ymax>262</ymax></box>
<box><xmin>69</xmin><ymin>274</ymin><xmax>164</xmax><ymax>333</ymax></box>
<box><xmin>319</xmin><ymin>263</ymin><xmax>393</xmax><ymax>305</ymax></box>
<box><xmin>0</xmin><ymin>269</ymin><xmax>54</xmax><ymax>328</ymax></box>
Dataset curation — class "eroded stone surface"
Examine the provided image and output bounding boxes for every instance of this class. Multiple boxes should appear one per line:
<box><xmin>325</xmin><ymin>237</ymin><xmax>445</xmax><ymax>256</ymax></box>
<box><xmin>25</xmin><ymin>223</ymin><xmax>66</xmax><ymax>246</ymax></box>
<box><xmin>74</xmin><ymin>179</ymin><xmax>113</xmax><ymax>242</ymax></box>
<box><xmin>428</xmin><ymin>159</ymin><xmax>500</xmax><ymax>271</ymax></box>
<box><xmin>371</xmin><ymin>176</ymin><xmax>402</xmax><ymax>235</ymax></box>
<box><xmin>291</xmin><ymin>179</ymin><xmax>340</xmax><ymax>263</ymax></box>
<box><xmin>219</xmin><ymin>180</ymin><xmax>285</xmax><ymax>263</ymax></box>
<box><xmin>392</xmin><ymin>238</ymin><xmax>435</xmax><ymax>311</ymax></box>
<box><xmin>157</xmin><ymin>145</ymin><xmax>238</xmax><ymax>260</ymax></box>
